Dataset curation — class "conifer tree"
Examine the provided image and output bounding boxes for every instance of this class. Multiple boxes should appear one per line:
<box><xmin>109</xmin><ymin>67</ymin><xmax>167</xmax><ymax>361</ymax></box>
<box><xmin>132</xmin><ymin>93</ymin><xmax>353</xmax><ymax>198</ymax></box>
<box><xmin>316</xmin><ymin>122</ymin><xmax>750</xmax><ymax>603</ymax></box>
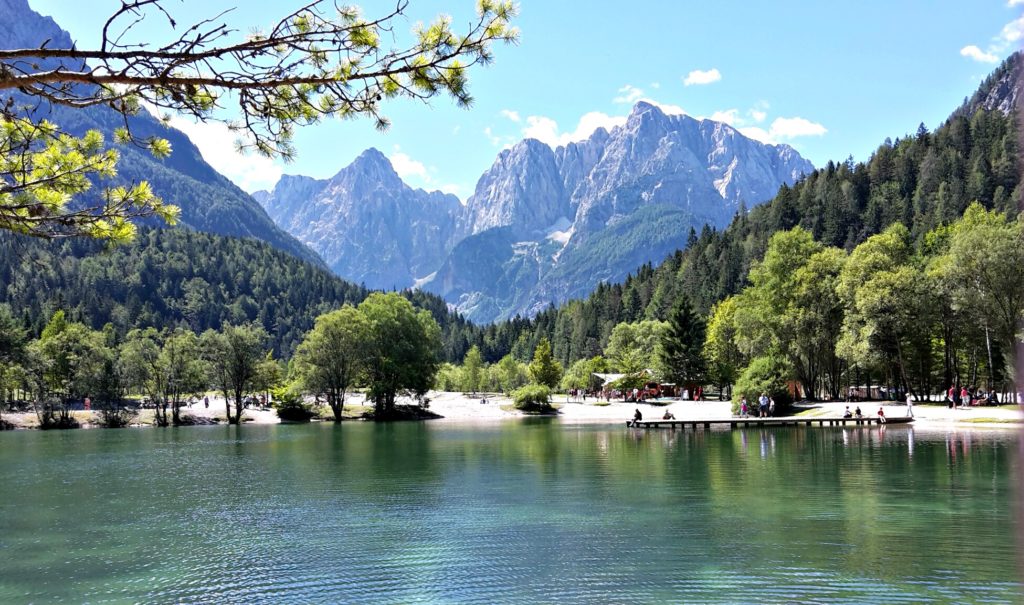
<box><xmin>658</xmin><ymin>296</ymin><xmax>707</xmax><ymax>386</ymax></box>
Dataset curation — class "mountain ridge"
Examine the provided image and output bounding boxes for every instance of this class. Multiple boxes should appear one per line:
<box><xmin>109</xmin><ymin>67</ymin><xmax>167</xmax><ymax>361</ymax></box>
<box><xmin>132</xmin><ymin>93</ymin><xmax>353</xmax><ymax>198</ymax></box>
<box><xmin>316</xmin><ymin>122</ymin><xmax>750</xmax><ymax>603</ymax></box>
<box><xmin>259</xmin><ymin>101</ymin><xmax>813</xmax><ymax>321</ymax></box>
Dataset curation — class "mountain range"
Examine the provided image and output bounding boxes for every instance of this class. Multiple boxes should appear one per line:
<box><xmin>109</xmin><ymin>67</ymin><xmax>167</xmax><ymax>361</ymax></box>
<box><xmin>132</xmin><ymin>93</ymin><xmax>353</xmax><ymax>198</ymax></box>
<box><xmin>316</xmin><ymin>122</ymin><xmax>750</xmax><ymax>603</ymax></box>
<box><xmin>256</xmin><ymin>102</ymin><xmax>813</xmax><ymax>322</ymax></box>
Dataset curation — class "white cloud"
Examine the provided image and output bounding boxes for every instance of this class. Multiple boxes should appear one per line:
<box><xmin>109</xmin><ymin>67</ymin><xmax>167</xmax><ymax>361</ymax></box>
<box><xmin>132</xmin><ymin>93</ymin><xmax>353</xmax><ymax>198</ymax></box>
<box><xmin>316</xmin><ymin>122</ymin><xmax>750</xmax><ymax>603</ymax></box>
<box><xmin>499</xmin><ymin>109</ymin><xmax>521</xmax><ymax>122</ymax></box>
<box><xmin>961</xmin><ymin>14</ymin><xmax>1023</xmax><ymax>62</ymax></box>
<box><xmin>736</xmin><ymin>117</ymin><xmax>827</xmax><ymax>144</ymax></box>
<box><xmin>683</xmin><ymin>68</ymin><xmax>722</xmax><ymax>86</ymax></box>
<box><xmin>748</xmin><ymin>101</ymin><xmax>769</xmax><ymax>123</ymax></box>
<box><xmin>649</xmin><ymin>81</ymin><xmax>661</xmax><ymax>89</ymax></box>
<box><xmin>614</xmin><ymin>84</ymin><xmax>645</xmax><ymax>104</ymax></box>
<box><xmin>704</xmin><ymin>103</ymin><xmax>769</xmax><ymax>127</ymax></box>
<box><xmin>521</xmin><ymin>116</ymin><xmax>561</xmax><ymax>145</ymax></box>
<box><xmin>574</xmin><ymin>111</ymin><xmax>629</xmax><ymax>137</ymax></box>
<box><xmin>738</xmin><ymin>126</ymin><xmax>774</xmax><ymax>144</ymax></box>
<box><xmin>388</xmin><ymin>146</ymin><xmax>429</xmax><ymax>181</ymax></box>
<box><xmin>999</xmin><ymin>15</ymin><xmax>1024</xmax><ymax>45</ymax></box>
<box><xmin>1009</xmin><ymin>0</ymin><xmax>1024</xmax><ymax>5</ymax></box>
<box><xmin>438</xmin><ymin>183</ymin><xmax>467</xmax><ymax>198</ymax></box>
<box><xmin>646</xmin><ymin>100</ymin><xmax>687</xmax><ymax>116</ymax></box>
<box><xmin>960</xmin><ymin>44</ymin><xmax>999</xmax><ymax>63</ymax></box>
<box><xmin>386</xmin><ymin>146</ymin><xmax>469</xmax><ymax>200</ymax></box>
<box><xmin>709</xmin><ymin>109</ymin><xmax>741</xmax><ymax>125</ymax></box>
<box><xmin>768</xmin><ymin>116</ymin><xmax>827</xmax><ymax>139</ymax></box>
<box><xmin>163</xmin><ymin>115</ymin><xmax>282</xmax><ymax>193</ymax></box>
<box><xmin>484</xmin><ymin>126</ymin><xmax>516</xmax><ymax>148</ymax></box>
<box><xmin>521</xmin><ymin>111</ymin><xmax>627</xmax><ymax>148</ymax></box>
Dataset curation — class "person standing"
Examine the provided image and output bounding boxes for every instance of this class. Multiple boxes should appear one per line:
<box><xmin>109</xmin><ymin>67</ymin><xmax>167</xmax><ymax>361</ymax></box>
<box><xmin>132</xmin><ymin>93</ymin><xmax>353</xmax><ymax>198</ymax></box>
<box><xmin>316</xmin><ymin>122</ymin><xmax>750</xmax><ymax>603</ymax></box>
<box><xmin>948</xmin><ymin>385</ymin><xmax>956</xmax><ymax>409</ymax></box>
<box><xmin>905</xmin><ymin>391</ymin><xmax>914</xmax><ymax>418</ymax></box>
<box><xmin>960</xmin><ymin>386</ymin><xmax>970</xmax><ymax>407</ymax></box>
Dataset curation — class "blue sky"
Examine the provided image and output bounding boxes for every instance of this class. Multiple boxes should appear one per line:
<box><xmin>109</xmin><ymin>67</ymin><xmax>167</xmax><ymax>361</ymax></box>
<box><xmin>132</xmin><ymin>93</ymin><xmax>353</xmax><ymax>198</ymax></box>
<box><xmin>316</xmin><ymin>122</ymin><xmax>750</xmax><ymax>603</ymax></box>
<box><xmin>32</xmin><ymin>0</ymin><xmax>1024</xmax><ymax>197</ymax></box>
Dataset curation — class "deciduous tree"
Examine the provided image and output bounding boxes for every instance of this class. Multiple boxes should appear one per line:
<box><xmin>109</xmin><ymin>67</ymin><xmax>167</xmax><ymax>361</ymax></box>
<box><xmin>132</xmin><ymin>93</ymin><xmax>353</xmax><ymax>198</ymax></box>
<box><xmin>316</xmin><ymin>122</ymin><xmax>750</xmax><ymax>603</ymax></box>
<box><xmin>357</xmin><ymin>292</ymin><xmax>441</xmax><ymax>419</ymax></box>
<box><xmin>293</xmin><ymin>305</ymin><xmax>368</xmax><ymax>422</ymax></box>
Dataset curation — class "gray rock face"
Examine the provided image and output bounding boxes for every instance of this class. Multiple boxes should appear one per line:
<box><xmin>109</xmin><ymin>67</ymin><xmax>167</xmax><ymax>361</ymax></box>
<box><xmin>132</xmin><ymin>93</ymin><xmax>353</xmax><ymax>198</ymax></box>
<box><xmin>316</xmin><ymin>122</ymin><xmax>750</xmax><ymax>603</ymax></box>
<box><xmin>957</xmin><ymin>51</ymin><xmax>1022</xmax><ymax>117</ymax></box>
<box><xmin>262</xmin><ymin>102</ymin><xmax>813</xmax><ymax>322</ymax></box>
<box><xmin>563</xmin><ymin>102</ymin><xmax>811</xmax><ymax>239</ymax></box>
<box><xmin>457</xmin><ymin>139</ymin><xmax>569</xmax><ymax>240</ymax></box>
<box><xmin>255</xmin><ymin>149</ymin><xmax>461</xmax><ymax>290</ymax></box>
<box><xmin>422</xmin><ymin>101</ymin><xmax>812</xmax><ymax>321</ymax></box>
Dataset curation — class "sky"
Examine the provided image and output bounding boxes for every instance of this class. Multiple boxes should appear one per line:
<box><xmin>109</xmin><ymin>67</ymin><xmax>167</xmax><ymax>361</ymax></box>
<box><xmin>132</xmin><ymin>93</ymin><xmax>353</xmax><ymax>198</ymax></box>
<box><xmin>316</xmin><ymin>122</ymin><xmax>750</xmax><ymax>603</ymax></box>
<box><xmin>30</xmin><ymin>0</ymin><xmax>1024</xmax><ymax>198</ymax></box>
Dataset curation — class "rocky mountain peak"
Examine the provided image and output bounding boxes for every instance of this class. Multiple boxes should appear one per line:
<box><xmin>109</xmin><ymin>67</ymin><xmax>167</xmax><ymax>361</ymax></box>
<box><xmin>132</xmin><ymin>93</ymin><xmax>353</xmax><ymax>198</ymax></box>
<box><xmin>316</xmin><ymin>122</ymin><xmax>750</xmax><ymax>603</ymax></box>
<box><xmin>326</xmin><ymin>147</ymin><xmax>403</xmax><ymax>191</ymax></box>
<box><xmin>458</xmin><ymin>137</ymin><xmax>568</xmax><ymax>239</ymax></box>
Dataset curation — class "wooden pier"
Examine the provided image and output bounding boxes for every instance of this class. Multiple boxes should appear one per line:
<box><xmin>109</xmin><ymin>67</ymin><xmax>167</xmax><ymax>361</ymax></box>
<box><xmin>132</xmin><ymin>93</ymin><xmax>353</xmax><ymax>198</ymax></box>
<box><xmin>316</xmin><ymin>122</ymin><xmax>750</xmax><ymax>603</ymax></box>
<box><xmin>628</xmin><ymin>416</ymin><xmax>914</xmax><ymax>430</ymax></box>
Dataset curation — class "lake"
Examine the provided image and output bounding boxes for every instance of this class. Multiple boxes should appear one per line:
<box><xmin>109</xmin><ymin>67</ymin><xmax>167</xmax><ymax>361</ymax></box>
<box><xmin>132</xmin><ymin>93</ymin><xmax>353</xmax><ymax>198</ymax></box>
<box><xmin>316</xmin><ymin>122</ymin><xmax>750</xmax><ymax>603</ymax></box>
<box><xmin>0</xmin><ymin>421</ymin><xmax>1019</xmax><ymax>604</ymax></box>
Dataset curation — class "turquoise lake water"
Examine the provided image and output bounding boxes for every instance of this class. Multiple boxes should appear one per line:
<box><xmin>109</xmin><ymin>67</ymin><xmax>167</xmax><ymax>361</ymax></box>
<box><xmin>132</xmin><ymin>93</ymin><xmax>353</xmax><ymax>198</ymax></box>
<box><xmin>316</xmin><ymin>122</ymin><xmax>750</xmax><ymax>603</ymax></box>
<box><xmin>0</xmin><ymin>421</ymin><xmax>1019</xmax><ymax>603</ymax></box>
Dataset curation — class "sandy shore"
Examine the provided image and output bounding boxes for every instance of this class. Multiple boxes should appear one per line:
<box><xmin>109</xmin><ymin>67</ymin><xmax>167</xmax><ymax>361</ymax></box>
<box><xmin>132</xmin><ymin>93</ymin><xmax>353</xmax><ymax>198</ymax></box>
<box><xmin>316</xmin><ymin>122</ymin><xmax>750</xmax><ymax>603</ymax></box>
<box><xmin>2</xmin><ymin>391</ymin><xmax>1021</xmax><ymax>429</ymax></box>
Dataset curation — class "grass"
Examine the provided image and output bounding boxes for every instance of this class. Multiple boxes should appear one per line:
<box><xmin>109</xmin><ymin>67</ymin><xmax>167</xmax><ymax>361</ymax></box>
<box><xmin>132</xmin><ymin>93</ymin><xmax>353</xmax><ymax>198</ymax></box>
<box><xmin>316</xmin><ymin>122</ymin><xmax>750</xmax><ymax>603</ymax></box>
<box><xmin>960</xmin><ymin>417</ymin><xmax>1023</xmax><ymax>424</ymax></box>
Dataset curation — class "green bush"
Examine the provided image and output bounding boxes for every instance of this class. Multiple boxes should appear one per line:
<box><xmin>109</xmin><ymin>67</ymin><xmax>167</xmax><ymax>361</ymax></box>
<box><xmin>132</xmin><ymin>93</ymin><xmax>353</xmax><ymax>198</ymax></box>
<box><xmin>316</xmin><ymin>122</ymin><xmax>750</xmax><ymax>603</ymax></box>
<box><xmin>511</xmin><ymin>384</ymin><xmax>554</xmax><ymax>414</ymax></box>
<box><xmin>96</xmin><ymin>403</ymin><xmax>137</xmax><ymax>428</ymax></box>
<box><xmin>732</xmin><ymin>353</ymin><xmax>793</xmax><ymax>415</ymax></box>
<box><xmin>273</xmin><ymin>385</ymin><xmax>316</xmax><ymax>423</ymax></box>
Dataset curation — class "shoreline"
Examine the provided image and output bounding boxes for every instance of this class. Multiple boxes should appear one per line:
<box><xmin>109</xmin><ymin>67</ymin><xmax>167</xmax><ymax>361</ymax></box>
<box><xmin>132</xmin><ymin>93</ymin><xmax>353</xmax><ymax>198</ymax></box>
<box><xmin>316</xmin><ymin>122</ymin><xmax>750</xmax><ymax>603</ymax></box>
<box><xmin>2</xmin><ymin>391</ymin><xmax>1021</xmax><ymax>431</ymax></box>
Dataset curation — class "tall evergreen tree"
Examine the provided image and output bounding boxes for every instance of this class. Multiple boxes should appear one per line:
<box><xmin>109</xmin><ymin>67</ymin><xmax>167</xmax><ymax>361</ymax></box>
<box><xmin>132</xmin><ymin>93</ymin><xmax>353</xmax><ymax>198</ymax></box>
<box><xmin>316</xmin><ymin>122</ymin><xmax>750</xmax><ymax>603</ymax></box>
<box><xmin>658</xmin><ymin>296</ymin><xmax>707</xmax><ymax>387</ymax></box>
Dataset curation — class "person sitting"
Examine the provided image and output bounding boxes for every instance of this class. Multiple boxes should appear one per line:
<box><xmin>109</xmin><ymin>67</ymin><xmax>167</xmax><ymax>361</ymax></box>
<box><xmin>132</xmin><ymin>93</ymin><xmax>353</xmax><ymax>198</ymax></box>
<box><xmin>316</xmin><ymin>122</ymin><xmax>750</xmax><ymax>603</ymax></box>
<box><xmin>628</xmin><ymin>408</ymin><xmax>643</xmax><ymax>427</ymax></box>
<box><xmin>854</xmin><ymin>406</ymin><xmax>863</xmax><ymax>418</ymax></box>
<box><xmin>662</xmin><ymin>409</ymin><xmax>675</xmax><ymax>420</ymax></box>
<box><xmin>877</xmin><ymin>407</ymin><xmax>886</xmax><ymax>424</ymax></box>
<box><xmin>843</xmin><ymin>406</ymin><xmax>853</xmax><ymax>419</ymax></box>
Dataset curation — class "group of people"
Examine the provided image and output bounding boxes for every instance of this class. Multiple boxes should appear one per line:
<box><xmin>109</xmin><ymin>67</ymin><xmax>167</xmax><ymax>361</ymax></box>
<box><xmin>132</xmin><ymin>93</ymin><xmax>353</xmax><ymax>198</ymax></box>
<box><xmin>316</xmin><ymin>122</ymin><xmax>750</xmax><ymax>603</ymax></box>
<box><xmin>842</xmin><ymin>405</ymin><xmax>888</xmax><ymax>423</ymax></box>
<box><xmin>738</xmin><ymin>393</ymin><xmax>775</xmax><ymax>418</ymax></box>
<box><xmin>626</xmin><ymin>407</ymin><xmax>676</xmax><ymax>426</ymax></box>
<box><xmin>946</xmin><ymin>385</ymin><xmax>998</xmax><ymax>408</ymax></box>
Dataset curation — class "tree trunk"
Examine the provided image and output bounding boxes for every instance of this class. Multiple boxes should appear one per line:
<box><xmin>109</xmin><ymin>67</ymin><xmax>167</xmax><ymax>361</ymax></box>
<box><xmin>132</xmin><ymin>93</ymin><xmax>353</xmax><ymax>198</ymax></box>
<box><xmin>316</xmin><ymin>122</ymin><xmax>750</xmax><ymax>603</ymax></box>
<box><xmin>329</xmin><ymin>390</ymin><xmax>344</xmax><ymax>423</ymax></box>
<box><xmin>231</xmin><ymin>388</ymin><xmax>244</xmax><ymax>425</ymax></box>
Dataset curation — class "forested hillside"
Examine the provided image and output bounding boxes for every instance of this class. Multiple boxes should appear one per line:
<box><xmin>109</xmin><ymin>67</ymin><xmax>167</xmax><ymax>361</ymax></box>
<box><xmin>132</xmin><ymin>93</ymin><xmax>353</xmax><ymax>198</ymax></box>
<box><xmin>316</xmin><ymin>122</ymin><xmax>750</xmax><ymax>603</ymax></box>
<box><xmin>454</xmin><ymin>53</ymin><xmax>1021</xmax><ymax>366</ymax></box>
<box><xmin>0</xmin><ymin>229</ymin><xmax>476</xmax><ymax>360</ymax></box>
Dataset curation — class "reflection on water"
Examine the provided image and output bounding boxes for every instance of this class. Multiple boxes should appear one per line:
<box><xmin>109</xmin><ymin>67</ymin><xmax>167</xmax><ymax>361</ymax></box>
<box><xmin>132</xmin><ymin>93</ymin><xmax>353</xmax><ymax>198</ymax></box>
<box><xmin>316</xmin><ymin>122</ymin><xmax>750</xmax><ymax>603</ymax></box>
<box><xmin>0</xmin><ymin>423</ymin><xmax>1019</xmax><ymax>604</ymax></box>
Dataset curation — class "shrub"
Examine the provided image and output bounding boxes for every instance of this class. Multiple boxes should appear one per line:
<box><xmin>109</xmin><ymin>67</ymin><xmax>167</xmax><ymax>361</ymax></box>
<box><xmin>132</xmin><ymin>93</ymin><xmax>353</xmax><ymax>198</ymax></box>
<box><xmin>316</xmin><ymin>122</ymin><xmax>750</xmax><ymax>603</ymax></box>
<box><xmin>511</xmin><ymin>384</ymin><xmax>554</xmax><ymax>414</ymax></box>
<box><xmin>36</xmin><ymin>400</ymin><xmax>80</xmax><ymax>430</ymax></box>
<box><xmin>732</xmin><ymin>353</ymin><xmax>794</xmax><ymax>415</ymax></box>
<box><xmin>96</xmin><ymin>403</ymin><xmax>137</xmax><ymax>428</ymax></box>
<box><xmin>273</xmin><ymin>385</ymin><xmax>315</xmax><ymax>423</ymax></box>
